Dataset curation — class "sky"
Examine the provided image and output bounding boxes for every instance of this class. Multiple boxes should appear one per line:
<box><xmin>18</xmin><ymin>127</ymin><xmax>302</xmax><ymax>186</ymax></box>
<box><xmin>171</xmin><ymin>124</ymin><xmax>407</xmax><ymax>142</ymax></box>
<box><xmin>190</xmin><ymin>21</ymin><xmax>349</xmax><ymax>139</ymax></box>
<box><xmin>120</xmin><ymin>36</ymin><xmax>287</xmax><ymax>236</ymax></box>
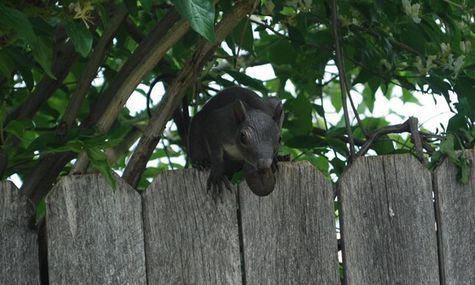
<box><xmin>129</xmin><ymin>63</ymin><xmax>456</xmax><ymax>136</ymax></box>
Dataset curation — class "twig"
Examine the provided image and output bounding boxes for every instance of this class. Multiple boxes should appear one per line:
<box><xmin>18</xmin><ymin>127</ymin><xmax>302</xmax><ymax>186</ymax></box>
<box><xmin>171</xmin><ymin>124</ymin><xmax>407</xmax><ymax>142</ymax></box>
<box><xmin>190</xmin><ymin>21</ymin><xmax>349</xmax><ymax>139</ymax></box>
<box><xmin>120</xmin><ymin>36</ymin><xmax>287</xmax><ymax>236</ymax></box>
<box><xmin>347</xmin><ymin>90</ymin><xmax>368</xmax><ymax>137</ymax></box>
<box><xmin>162</xmin><ymin>139</ymin><xmax>175</xmax><ymax>170</ymax></box>
<box><xmin>357</xmin><ymin>120</ymin><xmax>410</xmax><ymax>156</ymax></box>
<box><xmin>355</xmin><ymin>117</ymin><xmax>430</xmax><ymax>165</ymax></box>
<box><xmin>408</xmin><ymin>117</ymin><xmax>427</xmax><ymax>164</ymax></box>
<box><xmin>146</xmin><ymin>76</ymin><xmax>163</xmax><ymax>118</ymax></box>
<box><xmin>330</xmin><ymin>0</ymin><xmax>356</xmax><ymax>161</ymax></box>
<box><xmin>249</xmin><ymin>18</ymin><xmax>287</xmax><ymax>38</ymax></box>
<box><xmin>122</xmin><ymin>0</ymin><xmax>260</xmax><ymax>187</ymax></box>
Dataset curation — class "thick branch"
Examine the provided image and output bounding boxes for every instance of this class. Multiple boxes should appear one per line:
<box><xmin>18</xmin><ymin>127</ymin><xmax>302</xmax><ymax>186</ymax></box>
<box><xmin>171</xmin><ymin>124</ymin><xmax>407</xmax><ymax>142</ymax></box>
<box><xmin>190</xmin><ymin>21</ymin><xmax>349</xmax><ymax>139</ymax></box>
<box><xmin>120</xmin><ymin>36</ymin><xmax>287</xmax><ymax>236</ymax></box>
<box><xmin>5</xmin><ymin>30</ymin><xmax>78</xmax><ymax>125</ymax></box>
<box><xmin>22</xmin><ymin>152</ymin><xmax>76</xmax><ymax>204</ymax></box>
<box><xmin>122</xmin><ymin>0</ymin><xmax>259</xmax><ymax>187</ymax></box>
<box><xmin>72</xmin><ymin>9</ymin><xmax>187</xmax><ymax>172</ymax></box>
<box><xmin>22</xmin><ymin>8</ymin><xmax>186</xmax><ymax>202</ymax></box>
<box><xmin>83</xmin><ymin>9</ymin><xmax>185</xmax><ymax>130</ymax></box>
<box><xmin>61</xmin><ymin>6</ymin><xmax>128</xmax><ymax>130</ymax></box>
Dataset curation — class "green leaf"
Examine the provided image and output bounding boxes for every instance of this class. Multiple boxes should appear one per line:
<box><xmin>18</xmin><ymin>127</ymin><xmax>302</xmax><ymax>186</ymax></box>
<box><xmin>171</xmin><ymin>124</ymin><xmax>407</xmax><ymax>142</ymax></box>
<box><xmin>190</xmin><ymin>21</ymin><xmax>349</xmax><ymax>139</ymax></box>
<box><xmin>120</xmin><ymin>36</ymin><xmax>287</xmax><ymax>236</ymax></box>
<box><xmin>372</xmin><ymin>136</ymin><xmax>395</xmax><ymax>155</ymax></box>
<box><xmin>4</xmin><ymin>120</ymin><xmax>37</xmax><ymax>148</ymax></box>
<box><xmin>0</xmin><ymin>6</ymin><xmax>54</xmax><ymax>77</ymax></box>
<box><xmin>86</xmin><ymin>147</ymin><xmax>117</xmax><ymax>190</ymax></box>
<box><xmin>230</xmin><ymin>19</ymin><xmax>254</xmax><ymax>52</ymax></box>
<box><xmin>0</xmin><ymin>6</ymin><xmax>36</xmax><ymax>44</ymax></box>
<box><xmin>225</xmin><ymin>69</ymin><xmax>267</xmax><ymax>94</ymax></box>
<box><xmin>362</xmin><ymin>84</ymin><xmax>375</xmax><ymax>112</ymax></box>
<box><xmin>268</xmin><ymin>39</ymin><xmax>295</xmax><ymax>65</ymax></box>
<box><xmin>32</xmin><ymin>37</ymin><xmax>54</xmax><ymax>78</ymax></box>
<box><xmin>440</xmin><ymin>134</ymin><xmax>457</xmax><ymax>161</ymax></box>
<box><xmin>64</xmin><ymin>19</ymin><xmax>93</xmax><ymax>57</ymax></box>
<box><xmin>171</xmin><ymin>0</ymin><xmax>216</xmax><ymax>42</ymax></box>
<box><xmin>401</xmin><ymin>89</ymin><xmax>420</xmax><ymax>104</ymax></box>
<box><xmin>447</xmin><ymin>113</ymin><xmax>468</xmax><ymax>134</ymax></box>
<box><xmin>286</xmin><ymin>135</ymin><xmax>326</xmax><ymax>149</ymax></box>
<box><xmin>426</xmin><ymin>76</ymin><xmax>451</xmax><ymax>99</ymax></box>
<box><xmin>284</xmin><ymin>95</ymin><xmax>313</xmax><ymax>135</ymax></box>
<box><xmin>305</xmin><ymin>154</ymin><xmax>330</xmax><ymax>175</ymax></box>
<box><xmin>457</xmin><ymin>154</ymin><xmax>472</xmax><ymax>185</ymax></box>
<box><xmin>140</xmin><ymin>0</ymin><xmax>153</xmax><ymax>11</ymax></box>
<box><xmin>330</xmin><ymin>89</ymin><xmax>342</xmax><ymax>112</ymax></box>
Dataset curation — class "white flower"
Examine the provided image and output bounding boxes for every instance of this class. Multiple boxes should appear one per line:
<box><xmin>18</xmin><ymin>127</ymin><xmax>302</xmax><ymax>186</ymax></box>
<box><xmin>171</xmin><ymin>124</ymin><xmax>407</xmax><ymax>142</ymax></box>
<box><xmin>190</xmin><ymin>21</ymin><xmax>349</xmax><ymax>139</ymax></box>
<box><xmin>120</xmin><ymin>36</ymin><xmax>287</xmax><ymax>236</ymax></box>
<box><xmin>415</xmin><ymin>56</ymin><xmax>425</xmax><ymax>74</ymax></box>
<box><xmin>380</xmin><ymin>59</ymin><xmax>392</xmax><ymax>71</ymax></box>
<box><xmin>443</xmin><ymin>54</ymin><xmax>465</xmax><ymax>78</ymax></box>
<box><xmin>440</xmin><ymin>43</ymin><xmax>451</xmax><ymax>55</ymax></box>
<box><xmin>453</xmin><ymin>55</ymin><xmax>465</xmax><ymax>74</ymax></box>
<box><xmin>460</xmin><ymin>40</ymin><xmax>471</xmax><ymax>54</ymax></box>
<box><xmin>402</xmin><ymin>0</ymin><xmax>421</xmax><ymax>24</ymax></box>
<box><xmin>262</xmin><ymin>0</ymin><xmax>275</xmax><ymax>16</ymax></box>
<box><xmin>415</xmin><ymin>55</ymin><xmax>437</xmax><ymax>75</ymax></box>
<box><xmin>426</xmin><ymin>55</ymin><xmax>437</xmax><ymax>70</ymax></box>
<box><xmin>303</xmin><ymin>0</ymin><xmax>312</xmax><ymax>9</ymax></box>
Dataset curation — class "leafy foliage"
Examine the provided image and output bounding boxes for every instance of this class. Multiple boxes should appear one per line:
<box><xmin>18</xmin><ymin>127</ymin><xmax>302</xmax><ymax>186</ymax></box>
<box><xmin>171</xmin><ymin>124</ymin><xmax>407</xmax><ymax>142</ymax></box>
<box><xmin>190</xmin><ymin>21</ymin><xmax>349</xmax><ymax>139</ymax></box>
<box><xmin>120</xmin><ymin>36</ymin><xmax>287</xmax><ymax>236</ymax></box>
<box><xmin>1</xmin><ymin>0</ymin><xmax>474</xmax><ymax>203</ymax></box>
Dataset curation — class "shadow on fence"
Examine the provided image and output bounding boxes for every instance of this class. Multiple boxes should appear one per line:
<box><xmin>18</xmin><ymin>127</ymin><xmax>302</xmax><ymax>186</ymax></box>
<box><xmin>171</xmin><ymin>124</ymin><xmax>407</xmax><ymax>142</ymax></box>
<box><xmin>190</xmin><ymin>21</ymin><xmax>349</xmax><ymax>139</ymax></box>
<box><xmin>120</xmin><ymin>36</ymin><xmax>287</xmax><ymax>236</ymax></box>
<box><xmin>1</xmin><ymin>150</ymin><xmax>475</xmax><ymax>284</ymax></box>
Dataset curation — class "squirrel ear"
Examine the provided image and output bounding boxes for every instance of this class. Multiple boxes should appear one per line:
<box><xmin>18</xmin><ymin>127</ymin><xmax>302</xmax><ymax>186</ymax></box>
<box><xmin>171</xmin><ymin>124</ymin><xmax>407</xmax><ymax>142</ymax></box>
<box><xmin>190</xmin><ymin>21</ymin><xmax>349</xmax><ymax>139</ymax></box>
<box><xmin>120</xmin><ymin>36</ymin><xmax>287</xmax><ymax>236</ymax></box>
<box><xmin>233</xmin><ymin>100</ymin><xmax>247</xmax><ymax>123</ymax></box>
<box><xmin>272</xmin><ymin>101</ymin><xmax>283</xmax><ymax>126</ymax></box>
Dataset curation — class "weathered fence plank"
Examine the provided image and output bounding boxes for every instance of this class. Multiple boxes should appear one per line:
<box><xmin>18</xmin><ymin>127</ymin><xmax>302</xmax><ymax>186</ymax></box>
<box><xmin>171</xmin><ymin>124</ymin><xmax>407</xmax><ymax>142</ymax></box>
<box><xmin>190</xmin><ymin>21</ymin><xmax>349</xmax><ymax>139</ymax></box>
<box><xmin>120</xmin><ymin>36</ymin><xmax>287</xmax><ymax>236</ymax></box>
<box><xmin>46</xmin><ymin>174</ymin><xmax>146</xmax><ymax>284</ymax></box>
<box><xmin>435</xmin><ymin>149</ymin><xmax>475</xmax><ymax>285</ymax></box>
<box><xmin>240</xmin><ymin>161</ymin><xmax>339</xmax><ymax>284</ymax></box>
<box><xmin>143</xmin><ymin>169</ymin><xmax>241</xmax><ymax>284</ymax></box>
<box><xmin>339</xmin><ymin>155</ymin><xmax>439</xmax><ymax>284</ymax></box>
<box><xmin>0</xmin><ymin>181</ymin><xmax>40</xmax><ymax>285</ymax></box>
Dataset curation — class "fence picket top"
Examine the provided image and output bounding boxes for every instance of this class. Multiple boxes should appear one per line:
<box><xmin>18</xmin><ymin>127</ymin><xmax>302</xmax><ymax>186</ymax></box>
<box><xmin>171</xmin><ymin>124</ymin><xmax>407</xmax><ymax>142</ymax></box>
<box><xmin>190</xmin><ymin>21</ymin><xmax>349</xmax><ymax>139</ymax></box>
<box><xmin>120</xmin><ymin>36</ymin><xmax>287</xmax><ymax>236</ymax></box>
<box><xmin>45</xmin><ymin>174</ymin><xmax>146</xmax><ymax>285</ymax></box>
<box><xmin>239</xmin><ymin>161</ymin><xmax>339</xmax><ymax>285</ymax></box>
<box><xmin>435</xmin><ymin>149</ymin><xmax>475</xmax><ymax>285</ymax></box>
<box><xmin>143</xmin><ymin>168</ymin><xmax>241</xmax><ymax>284</ymax></box>
<box><xmin>339</xmin><ymin>154</ymin><xmax>439</xmax><ymax>285</ymax></box>
<box><xmin>0</xmin><ymin>181</ymin><xmax>40</xmax><ymax>285</ymax></box>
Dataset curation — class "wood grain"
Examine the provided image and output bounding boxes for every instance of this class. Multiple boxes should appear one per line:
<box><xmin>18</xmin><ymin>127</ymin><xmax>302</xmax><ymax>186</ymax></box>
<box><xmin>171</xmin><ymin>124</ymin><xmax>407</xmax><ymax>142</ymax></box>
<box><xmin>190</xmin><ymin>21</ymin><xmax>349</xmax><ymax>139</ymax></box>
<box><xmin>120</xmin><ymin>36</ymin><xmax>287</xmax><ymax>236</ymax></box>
<box><xmin>435</xmin><ymin>149</ymin><xmax>475</xmax><ymax>285</ymax></box>
<box><xmin>240</xmin><ymin>161</ymin><xmax>339</xmax><ymax>284</ymax></box>
<box><xmin>143</xmin><ymin>168</ymin><xmax>241</xmax><ymax>284</ymax></box>
<box><xmin>0</xmin><ymin>181</ymin><xmax>40</xmax><ymax>285</ymax></box>
<box><xmin>46</xmin><ymin>174</ymin><xmax>146</xmax><ymax>284</ymax></box>
<box><xmin>339</xmin><ymin>155</ymin><xmax>439</xmax><ymax>284</ymax></box>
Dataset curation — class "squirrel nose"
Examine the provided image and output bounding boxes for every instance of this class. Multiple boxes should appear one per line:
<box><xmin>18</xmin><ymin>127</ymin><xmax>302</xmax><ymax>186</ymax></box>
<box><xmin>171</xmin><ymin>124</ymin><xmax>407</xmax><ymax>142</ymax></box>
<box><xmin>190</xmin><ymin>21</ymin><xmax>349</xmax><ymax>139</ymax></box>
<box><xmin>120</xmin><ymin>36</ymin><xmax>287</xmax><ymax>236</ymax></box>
<box><xmin>257</xmin><ymin>158</ymin><xmax>273</xmax><ymax>171</ymax></box>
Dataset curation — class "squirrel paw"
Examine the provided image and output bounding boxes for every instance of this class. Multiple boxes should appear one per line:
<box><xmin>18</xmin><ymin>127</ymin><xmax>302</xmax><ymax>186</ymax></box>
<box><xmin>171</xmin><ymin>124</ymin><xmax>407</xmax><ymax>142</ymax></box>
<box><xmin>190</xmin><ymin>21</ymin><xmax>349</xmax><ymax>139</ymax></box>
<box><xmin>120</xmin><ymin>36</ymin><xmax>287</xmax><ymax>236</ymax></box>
<box><xmin>206</xmin><ymin>174</ymin><xmax>232</xmax><ymax>202</ymax></box>
<box><xmin>192</xmin><ymin>160</ymin><xmax>211</xmax><ymax>170</ymax></box>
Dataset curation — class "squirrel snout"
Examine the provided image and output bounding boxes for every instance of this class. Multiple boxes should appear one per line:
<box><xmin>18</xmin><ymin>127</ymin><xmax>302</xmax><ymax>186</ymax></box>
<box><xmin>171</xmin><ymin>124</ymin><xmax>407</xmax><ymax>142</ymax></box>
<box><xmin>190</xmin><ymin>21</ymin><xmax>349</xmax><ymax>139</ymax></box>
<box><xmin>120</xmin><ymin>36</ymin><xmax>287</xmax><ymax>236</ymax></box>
<box><xmin>256</xmin><ymin>158</ymin><xmax>273</xmax><ymax>172</ymax></box>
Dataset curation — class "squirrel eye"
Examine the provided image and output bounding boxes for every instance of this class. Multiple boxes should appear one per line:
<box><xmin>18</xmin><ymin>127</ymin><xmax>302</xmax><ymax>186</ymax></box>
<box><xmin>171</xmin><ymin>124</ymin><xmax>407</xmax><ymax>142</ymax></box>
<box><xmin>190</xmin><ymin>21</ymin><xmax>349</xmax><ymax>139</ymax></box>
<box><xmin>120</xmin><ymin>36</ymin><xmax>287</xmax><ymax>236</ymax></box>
<box><xmin>240</xmin><ymin>131</ymin><xmax>249</xmax><ymax>145</ymax></box>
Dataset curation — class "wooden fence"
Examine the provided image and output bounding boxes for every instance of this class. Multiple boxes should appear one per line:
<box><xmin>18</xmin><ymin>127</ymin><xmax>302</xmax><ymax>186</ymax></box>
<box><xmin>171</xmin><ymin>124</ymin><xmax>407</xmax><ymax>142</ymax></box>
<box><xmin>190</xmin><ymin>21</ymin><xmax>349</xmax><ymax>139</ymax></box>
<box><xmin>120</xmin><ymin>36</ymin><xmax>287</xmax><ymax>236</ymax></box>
<box><xmin>1</xmin><ymin>151</ymin><xmax>475</xmax><ymax>284</ymax></box>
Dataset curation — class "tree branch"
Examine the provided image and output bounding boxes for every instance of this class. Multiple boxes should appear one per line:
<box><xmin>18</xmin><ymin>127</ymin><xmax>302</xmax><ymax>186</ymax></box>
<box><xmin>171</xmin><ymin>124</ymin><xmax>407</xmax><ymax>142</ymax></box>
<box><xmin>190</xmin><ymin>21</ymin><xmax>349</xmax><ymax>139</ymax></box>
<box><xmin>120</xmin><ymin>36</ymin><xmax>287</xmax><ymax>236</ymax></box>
<box><xmin>331</xmin><ymin>0</ymin><xmax>356</xmax><ymax>161</ymax></box>
<box><xmin>22</xmin><ymin>8</ymin><xmax>187</xmax><ymax>202</ymax></box>
<box><xmin>22</xmin><ymin>151</ymin><xmax>76</xmax><ymax>204</ymax></box>
<box><xmin>5</xmin><ymin>29</ymin><xmax>78</xmax><ymax>125</ymax></box>
<box><xmin>122</xmin><ymin>0</ymin><xmax>260</xmax><ymax>187</ymax></box>
<box><xmin>82</xmin><ymin>9</ymin><xmax>185</xmax><ymax>130</ymax></box>
<box><xmin>72</xmin><ymin>8</ymin><xmax>188</xmax><ymax>173</ymax></box>
<box><xmin>356</xmin><ymin>117</ymin><xmax>430</xmax><ymax>164</ymax></box>
<box><xmin>61</xmin><ymin>6</ymin><xmax>128</xmax><ymax>131</ymax></box>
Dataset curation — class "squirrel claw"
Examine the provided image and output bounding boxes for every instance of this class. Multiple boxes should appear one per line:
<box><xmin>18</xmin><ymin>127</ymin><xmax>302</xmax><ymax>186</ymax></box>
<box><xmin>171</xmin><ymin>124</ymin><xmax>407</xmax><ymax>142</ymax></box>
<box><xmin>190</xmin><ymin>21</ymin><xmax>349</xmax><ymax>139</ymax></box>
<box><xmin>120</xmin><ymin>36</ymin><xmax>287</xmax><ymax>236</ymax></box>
<box><xmin>206</xmin><ymin>174</ymin><xmax>232</xmax><ymax>202</ymax></box>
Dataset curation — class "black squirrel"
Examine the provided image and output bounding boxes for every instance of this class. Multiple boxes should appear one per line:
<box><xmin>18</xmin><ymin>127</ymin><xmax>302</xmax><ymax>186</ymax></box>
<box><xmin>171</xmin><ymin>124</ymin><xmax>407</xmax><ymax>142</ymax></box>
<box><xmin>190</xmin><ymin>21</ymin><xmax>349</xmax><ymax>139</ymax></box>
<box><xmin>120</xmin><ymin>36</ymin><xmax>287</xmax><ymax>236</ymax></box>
<box><xmin>188</xmin><ymin>86</ymin><xmax>283</xmax><ymax>198</ymax></box>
